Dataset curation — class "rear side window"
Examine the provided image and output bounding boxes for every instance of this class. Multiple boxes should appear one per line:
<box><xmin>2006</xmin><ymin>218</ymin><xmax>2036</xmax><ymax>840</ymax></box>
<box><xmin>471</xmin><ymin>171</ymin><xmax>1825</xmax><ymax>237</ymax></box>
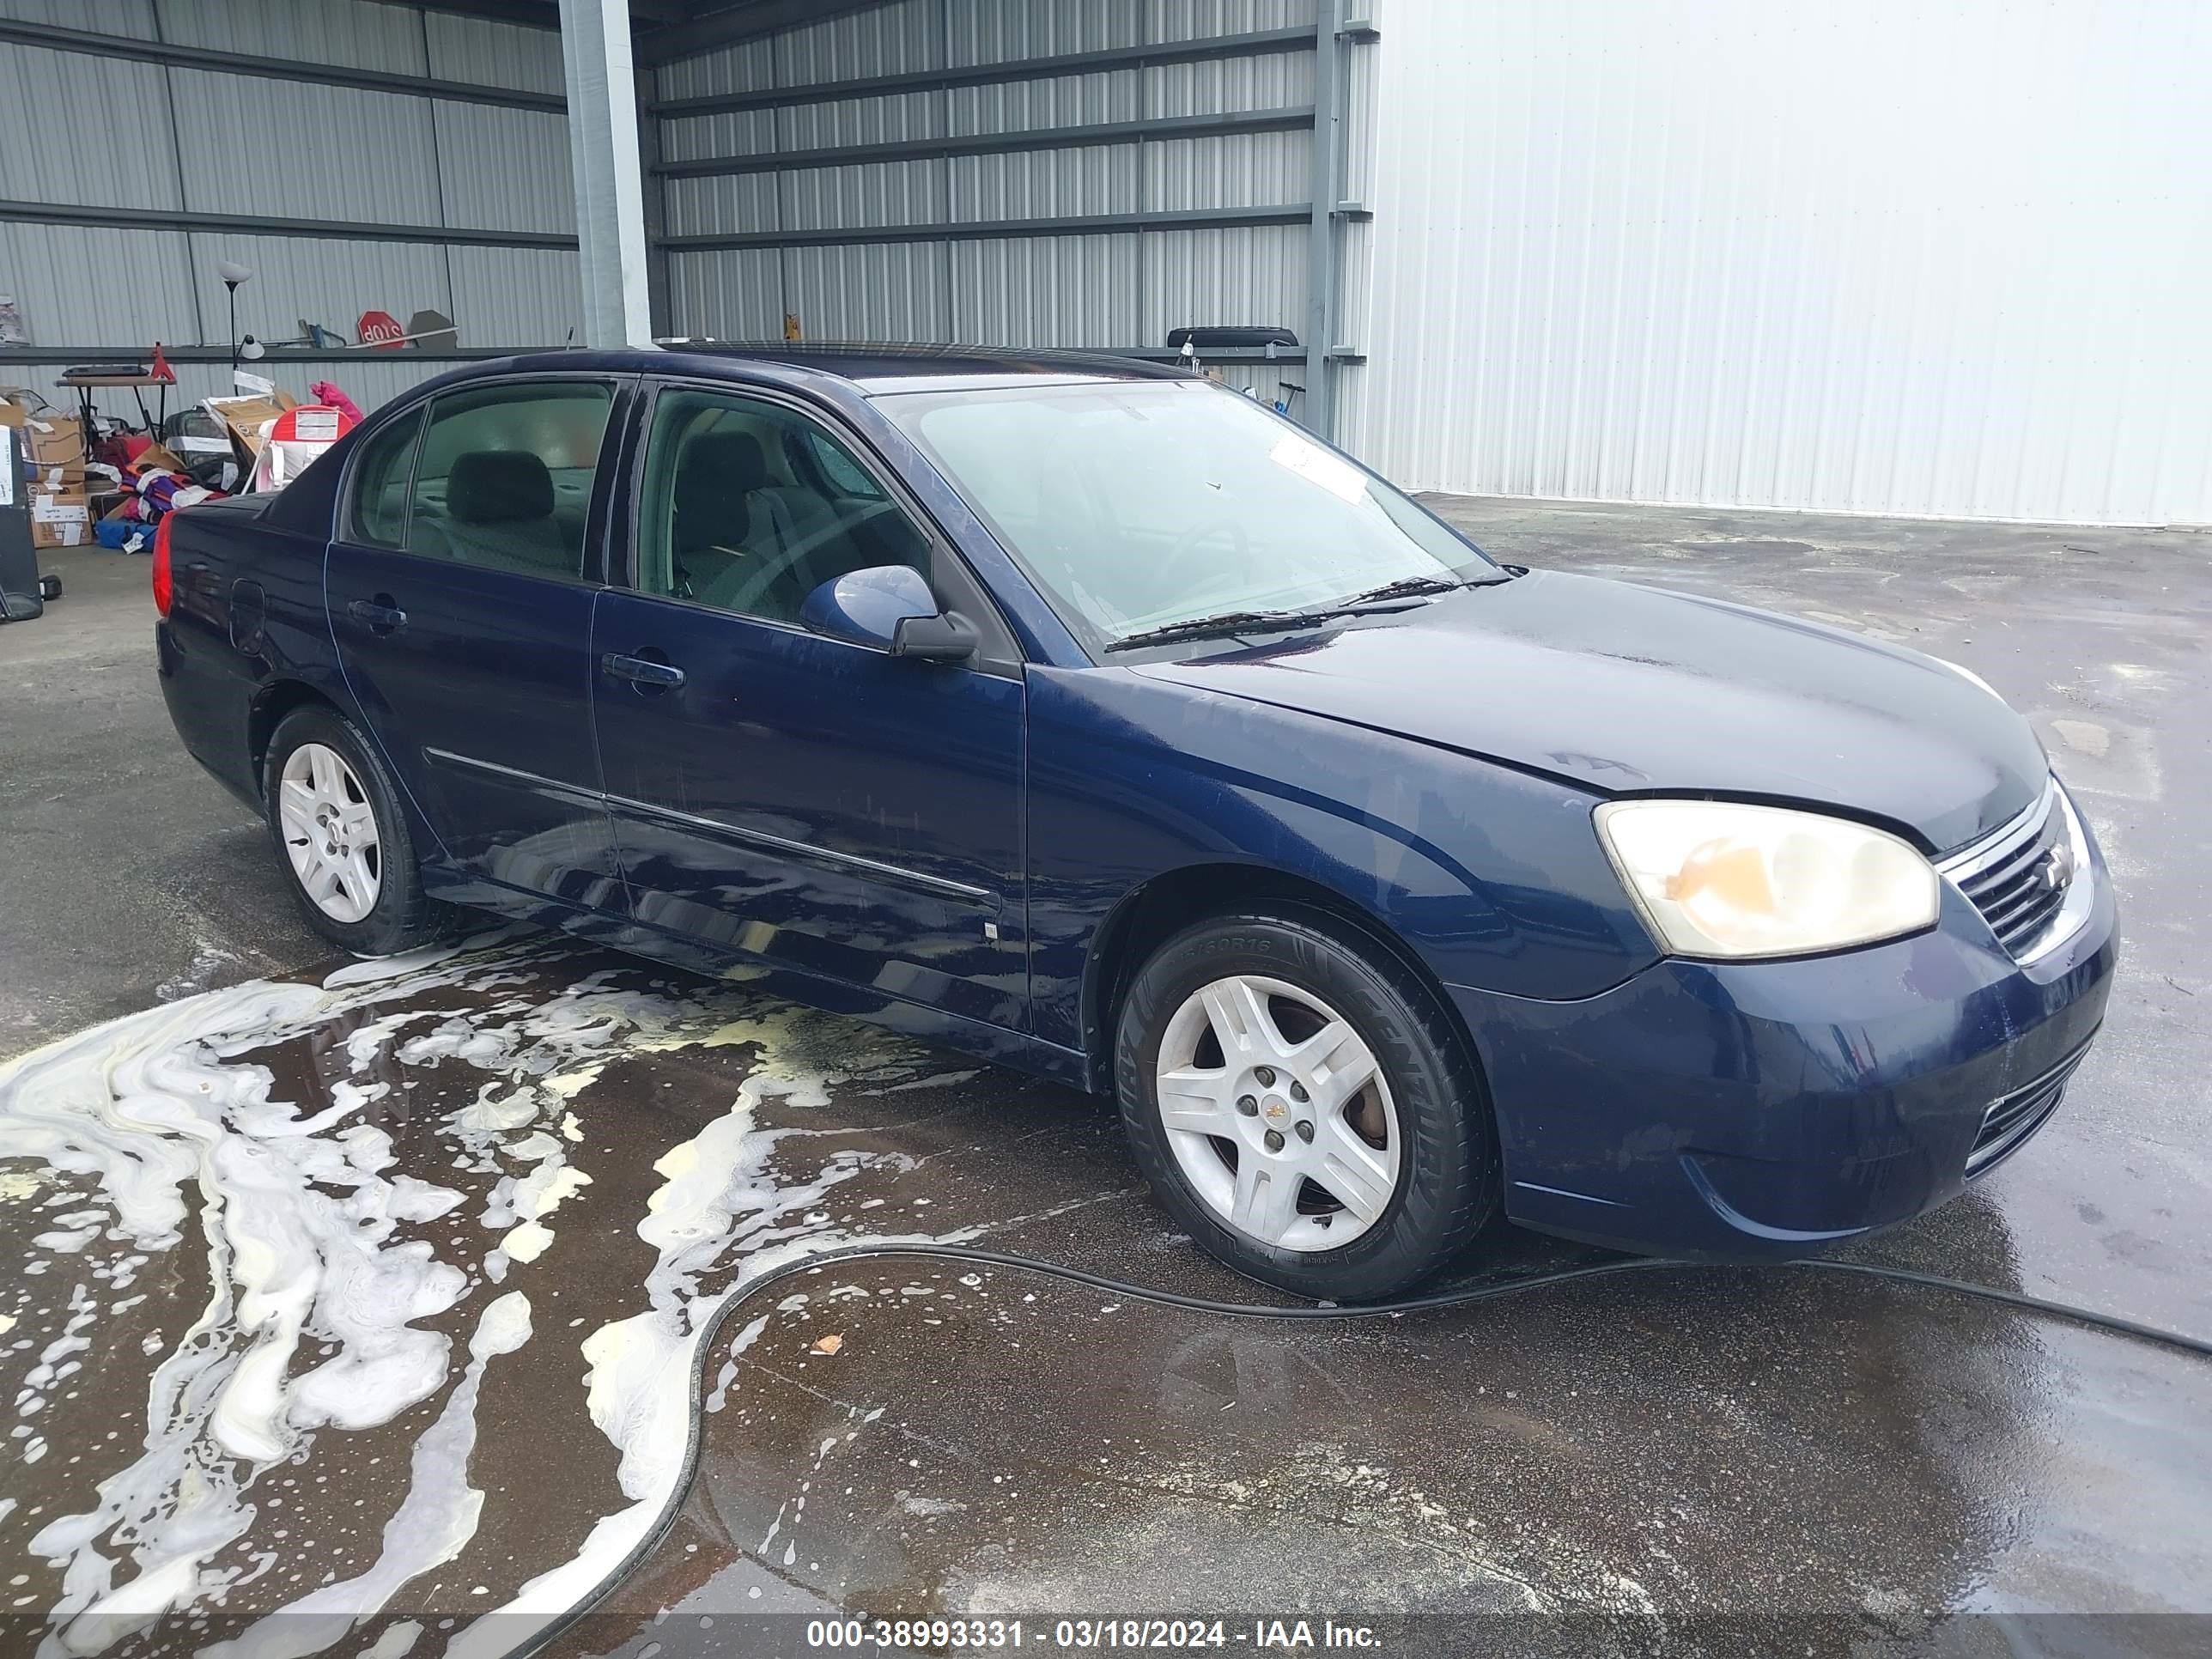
<box><xmin>347</xmin><ymin>406</ymin><xmax>424</xmax><ymax>549</ymax></box>
<box><xmin>403</xmin><ymin>381</ymin><xmax>613</xmax><ymax>580</ymax></box>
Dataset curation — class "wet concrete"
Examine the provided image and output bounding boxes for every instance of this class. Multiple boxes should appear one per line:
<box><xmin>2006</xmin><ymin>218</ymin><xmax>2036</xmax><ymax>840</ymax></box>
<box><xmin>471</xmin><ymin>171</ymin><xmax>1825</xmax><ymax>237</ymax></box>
<box><xmin>1</xmin><ymin>503</ymin><xmax>2208</xmax><ymax>1656</ymax></box>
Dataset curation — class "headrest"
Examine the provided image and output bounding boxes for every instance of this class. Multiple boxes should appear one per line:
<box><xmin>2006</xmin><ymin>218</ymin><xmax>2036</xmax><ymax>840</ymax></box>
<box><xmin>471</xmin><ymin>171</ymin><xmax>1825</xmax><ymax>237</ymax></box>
<box><xmin>677</xmin><ymin>431</ymin><xmax>769</xmax><ymax>503</ymax></box>
<box><xmin>447</xmin><ymin>451</ymin><xmax>553</xmax><ymax>524</ymax></box>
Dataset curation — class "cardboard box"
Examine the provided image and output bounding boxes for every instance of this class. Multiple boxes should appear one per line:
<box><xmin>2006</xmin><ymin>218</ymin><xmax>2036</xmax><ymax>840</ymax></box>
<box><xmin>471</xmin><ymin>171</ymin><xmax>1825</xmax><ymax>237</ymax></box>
<box><xmin>204</xmin><ymin>391</ymin><xmax>299</xmax><ymax>459</ymax></box>
<box><xmin>32</xmin><ymin>483</ymin><xmax>90</xmax><ymax>549</ymax></box>
<box><xmin>22</xmin><ymin>411</ymin><xmax>84</xmax><ymax>480</ymax></box>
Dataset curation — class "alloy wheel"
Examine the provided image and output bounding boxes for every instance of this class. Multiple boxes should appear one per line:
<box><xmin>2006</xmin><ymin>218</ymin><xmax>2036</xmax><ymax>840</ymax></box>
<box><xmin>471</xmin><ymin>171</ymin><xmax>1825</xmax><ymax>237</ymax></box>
<box><xmin>277</xmin><ymin>743</ymin><xmax>382</xmax><ymax>924</ymax></box>
<box><xmin>1153</xmin><ymin>974</ymin><xmax>1402</xmax><ymax>1252</ymax></box>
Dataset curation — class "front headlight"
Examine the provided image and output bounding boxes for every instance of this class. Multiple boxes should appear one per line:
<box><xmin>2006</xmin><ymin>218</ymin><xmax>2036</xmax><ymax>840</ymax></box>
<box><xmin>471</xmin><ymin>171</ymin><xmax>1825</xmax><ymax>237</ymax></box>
<box><xmin>1595</xmin><ymin>799</ymin><xmax>1940</xmax><ymax>959</ymax></box>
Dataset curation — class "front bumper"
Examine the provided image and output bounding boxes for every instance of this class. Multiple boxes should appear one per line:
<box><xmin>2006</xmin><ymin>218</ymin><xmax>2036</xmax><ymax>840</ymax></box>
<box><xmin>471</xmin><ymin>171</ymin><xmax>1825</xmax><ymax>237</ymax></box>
<box><xmin>1447</xmin><ymin>833</ymin><xmax>2118</xmax><ymax>1260</ymax></box>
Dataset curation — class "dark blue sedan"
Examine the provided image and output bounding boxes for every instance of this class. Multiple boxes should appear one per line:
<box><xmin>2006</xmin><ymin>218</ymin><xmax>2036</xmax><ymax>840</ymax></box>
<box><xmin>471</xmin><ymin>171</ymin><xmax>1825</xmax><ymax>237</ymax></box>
<box><xmin>154</xmin><ymin>347</ymin><xmax>2118</xmax><ymax>1299</ymax></box>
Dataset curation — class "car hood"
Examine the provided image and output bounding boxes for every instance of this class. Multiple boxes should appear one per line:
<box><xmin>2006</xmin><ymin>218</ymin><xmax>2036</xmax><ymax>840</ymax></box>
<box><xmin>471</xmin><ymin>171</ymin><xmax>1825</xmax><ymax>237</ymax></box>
<box><xmin>1128</xmin><ymin>568</ymin><xmax>2045</xmax><ymax>854</ymax></box>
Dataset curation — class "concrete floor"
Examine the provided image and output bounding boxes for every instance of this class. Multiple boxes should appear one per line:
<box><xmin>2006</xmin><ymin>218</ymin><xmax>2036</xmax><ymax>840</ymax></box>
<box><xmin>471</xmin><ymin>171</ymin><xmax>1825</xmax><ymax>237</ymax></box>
<box><xmin>1</xmin><ymin>502</ymin><xmax>2208</xmax><ymax>1658</ymax></box>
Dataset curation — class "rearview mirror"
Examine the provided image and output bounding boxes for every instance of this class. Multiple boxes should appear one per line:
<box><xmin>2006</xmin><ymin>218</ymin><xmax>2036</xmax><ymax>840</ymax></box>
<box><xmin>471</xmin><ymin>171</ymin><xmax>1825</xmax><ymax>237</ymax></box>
<box><xmin>799</xmin><ymin>564</ymin><xmax>975</xmax><ymax>663</ymax></box>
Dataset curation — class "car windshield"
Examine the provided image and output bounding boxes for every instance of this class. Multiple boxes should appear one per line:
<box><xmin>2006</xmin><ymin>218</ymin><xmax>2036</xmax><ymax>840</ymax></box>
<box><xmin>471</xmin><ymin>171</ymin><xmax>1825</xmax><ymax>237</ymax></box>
<box><xmin>878</xmin><ymin>379</ymin><xmax>1494</xmax><ymax>651</ymax></box>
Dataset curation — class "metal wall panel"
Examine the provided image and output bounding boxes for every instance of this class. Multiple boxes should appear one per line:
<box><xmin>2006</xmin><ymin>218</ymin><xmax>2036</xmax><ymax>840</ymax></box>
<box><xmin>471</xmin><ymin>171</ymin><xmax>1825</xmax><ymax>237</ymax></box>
<box><xmin>185</xmin><ymin>233</ymin><xmax>452</xmax><ymax>349</ymax></box>
<box><xmin>0</xmin><ymin>46</ymin><xmax>180</xmax><ymax>213</ymax></box>
<box><xmin>949</xmin><ymin>146</ymin><xmax>1139</xmax><ymax>221</ymax></box>
<box><xmin>1148</xmin><ymin>0</ymin><xmax>1317</xmax><ymax>43</ymax></box>
<box><xmin>661</xmin><ymin>109</ymin><xmax>781</xmax><ymax>166</ymax></box>
<box><xmin>654</xmin><ymin>35</ymin><xmax>775</xmax><ymax>104</ymax></box>
<box><xmin>0</xmin><ymin>223</ymin><xmax>197</xmax><ymax>349</ymax></box>
<box><xmin>659</xmin><ymin>0</ymin><xmax>1320</xmax><ymax>354</ymax></box>
<box><xmin>1143</xmin><ymin>131</ymin><xmax>1308</xmax><ymax>212</ymax></box>
<box><xmin>0</xmin><ymin>0</ymin><xmax>154</xmax><ymax>36</ymax></box>
<box><xmin>423</xmin><ymin>9</ymin><xmax>566</xmax><ymax>95</ymax></box>
<box><xmin>945</xmin><ymin>72</ymin><xmax>1141</xmax><ymax>135</ymax></box>
<box><xmin>444</xmin><ymin>246</ymin><xmax>584</xmax><ymax>346</ymax></box>
<box><xmin>434</xmin><ymin>103</ymin><xmax>578</xmax><ymax>235</ymax></box>
<box><xmin>665</xmin><ymin>173</ymin><xmax>785</xmax><ymax>240</ymax></box>
<box><xmin>782</xmin><ymin>159</ymin><xmax>946</xmax><ymax>232</ymax></box>
<box><xmin>154</xmin><ymin>0</ymin><xmax>428</xmax><ymax>74</ymax></box>
<box><xmin>946</xmin><ymin>0</ymin><xmax>1141</xmax><ymax>63</ymax></box>
<box><xmin>167</xmin><ymin>70</ymin><xmax>445</xmax><ymax>227</ymax></box>
<box><xmin>1146</xmin><ymin>46</ymin><xmax>1312</xmax><ymax>117</ymax></box>
<box><xmin>951</xmin><ymin>234</ymin><xmax>1139</xmax><ymax>345</ymax></box>
<box><xmin>668</xmin><ymin>247</ymin><xmax>783</xmax><ymax>339</ymax></box>
<box><xmin>1355</xmin><ymin>0</ymin><xmax>2212</xmax><ymax>525</ymax></box>
<box><xmin>1142</xmin><ymin>223</ymin><xmax>1306</xmax><ymax>343</ymax></box>
<box><xmin>786</xmin><ymin>241</ymin><xmax>952</xmax><ymax>340</ymax></box>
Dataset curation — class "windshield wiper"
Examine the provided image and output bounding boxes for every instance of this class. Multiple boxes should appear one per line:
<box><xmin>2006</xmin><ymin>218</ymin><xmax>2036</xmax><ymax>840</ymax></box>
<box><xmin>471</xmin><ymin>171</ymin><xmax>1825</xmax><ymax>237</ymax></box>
<box><xmin>1104</xmin><ymin>609</ymin><xmax>1337</xmax><ymax>652</ymax></box>
<box><xmin>1103</xmin><ymin>570</ymin><xmax>1520</xmax><ymax>653</ymax></box>
<box><xmin>1335</xmin><ymin>571</ymin><xmax>1516</xmax><ymax>605</ymax></box>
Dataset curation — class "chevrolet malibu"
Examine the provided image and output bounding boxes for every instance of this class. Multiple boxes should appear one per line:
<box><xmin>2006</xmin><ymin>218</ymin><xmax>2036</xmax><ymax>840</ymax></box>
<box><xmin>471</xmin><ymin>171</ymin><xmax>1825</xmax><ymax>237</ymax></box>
<box><xmin>154</xmin><ymin>347</ymin><xmax>2118</xmax><ymax>1300</ymax></box>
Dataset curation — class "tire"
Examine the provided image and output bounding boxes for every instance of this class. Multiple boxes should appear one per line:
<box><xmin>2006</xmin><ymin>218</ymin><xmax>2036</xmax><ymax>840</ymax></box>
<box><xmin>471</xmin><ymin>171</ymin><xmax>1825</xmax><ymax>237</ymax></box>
<box><xmin>262</xmin><ymin>704</ymin><xmax>446</xmax><ymax>956</ymax></box>
<box><xmin>1115</xmin><ymin>909</ymin><xmax>1498</xmax><ymax>1301</ymax></box>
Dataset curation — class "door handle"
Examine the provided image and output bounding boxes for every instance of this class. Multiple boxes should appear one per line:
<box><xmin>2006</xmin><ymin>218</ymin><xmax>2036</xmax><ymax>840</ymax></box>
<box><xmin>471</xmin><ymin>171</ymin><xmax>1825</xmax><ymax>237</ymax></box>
<box><xmin>347</xmin><ymin>597</ymin><xmax>408</xmax><ymax>634</ymax></box>
<box><xmin>600</xmin><ymin>652</ymin><xmax>686</xmax><ymax>690</ymax></box>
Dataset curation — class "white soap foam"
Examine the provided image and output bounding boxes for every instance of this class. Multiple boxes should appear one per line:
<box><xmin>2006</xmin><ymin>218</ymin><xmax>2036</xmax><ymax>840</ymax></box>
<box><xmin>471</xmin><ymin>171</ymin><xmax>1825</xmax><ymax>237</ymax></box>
<box><xmin>0</xmin><ymin>943</ymin><xmax>682</xmax><ymax>1651</ymax></box>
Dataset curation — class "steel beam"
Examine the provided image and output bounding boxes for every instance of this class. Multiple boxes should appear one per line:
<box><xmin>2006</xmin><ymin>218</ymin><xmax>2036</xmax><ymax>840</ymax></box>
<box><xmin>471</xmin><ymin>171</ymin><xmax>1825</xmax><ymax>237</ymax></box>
<box><xmin>651</xmin><ymin>27</ymin><xmax>1315</xmax><ymax>118</ymax></box>
<box><xmin>659</xmin><ymin>204</ymin><xmax>1310</xmax><ymax>253</ymax></box>
<box><xmin>656</xmin><ymin>107</ymin><xmax>1316</xmax><ymax>179</ymax></box>
<box><xmin>560</xmin><ymin>0</ymin><xmax>656</xmax><ymax>347</ymax></box>
<box><xmin>1304</xmin><ymin>0</ymin><xmax>1344</xmax><ymax>442</ymax></box>
<box><xmin>0</xmin><ymin>201</ymin><xmax>575</xmax><ymax>250</ymax></box>
<box><xmin>0</xmin><ymin>21</ymin><xmax>563</xmax><ymax>111</ymax></box>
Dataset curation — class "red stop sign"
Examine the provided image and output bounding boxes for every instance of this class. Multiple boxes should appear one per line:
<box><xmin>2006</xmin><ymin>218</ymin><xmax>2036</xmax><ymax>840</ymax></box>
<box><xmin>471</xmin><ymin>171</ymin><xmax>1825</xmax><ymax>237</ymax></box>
<box><xmin>358</xmin><ymin>310</ymin><xmax>406</xmax><ymax>349</ymax></box>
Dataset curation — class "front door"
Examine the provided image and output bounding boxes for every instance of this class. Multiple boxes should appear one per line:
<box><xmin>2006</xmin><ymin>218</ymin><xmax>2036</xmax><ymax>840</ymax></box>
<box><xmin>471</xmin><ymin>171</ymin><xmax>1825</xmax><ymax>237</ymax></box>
<box><xmin>327</xmin><ymin>375</ymin><xmax>626</xmax><ymax>911</ymax></box>
<box><xmin>590</xmin><ymin>383</ymin><xmax>1025</xmax><ymax>1030</ymax></box>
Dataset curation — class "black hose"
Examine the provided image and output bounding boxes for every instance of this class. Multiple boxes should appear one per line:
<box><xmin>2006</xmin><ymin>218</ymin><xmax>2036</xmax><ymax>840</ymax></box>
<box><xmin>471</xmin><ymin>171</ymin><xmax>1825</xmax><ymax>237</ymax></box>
<box><xmin>508</xmin><ymin>1243</ymin><xmax>2211</xmax><ymax>1658</ymax></box>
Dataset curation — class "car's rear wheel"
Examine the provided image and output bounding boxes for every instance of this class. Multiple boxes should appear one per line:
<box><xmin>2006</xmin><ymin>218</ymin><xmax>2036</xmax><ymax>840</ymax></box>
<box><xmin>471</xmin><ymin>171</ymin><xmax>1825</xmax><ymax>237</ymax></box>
<box><xmin>264</xmin><ymin>705</ymin><xmax>444</xmax><ymax>956</ymax></box>
<box><xmin>1115</xmin><ymin>910</ymin><xmax>1498</xmax><ymax>1301</ymax></box>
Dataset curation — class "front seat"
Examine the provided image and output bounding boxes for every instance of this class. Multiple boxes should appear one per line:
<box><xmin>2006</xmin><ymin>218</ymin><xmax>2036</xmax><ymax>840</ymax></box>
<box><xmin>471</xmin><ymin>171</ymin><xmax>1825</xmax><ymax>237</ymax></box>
<box><xmin>670</xmin><ymin>431</ymin><xmax>805</xmax><ymax>617</ymax></box>
<box><xmin>441</xmin><ymin>451</ymin><xmax>569</xmax><ymax>576</ymax></box>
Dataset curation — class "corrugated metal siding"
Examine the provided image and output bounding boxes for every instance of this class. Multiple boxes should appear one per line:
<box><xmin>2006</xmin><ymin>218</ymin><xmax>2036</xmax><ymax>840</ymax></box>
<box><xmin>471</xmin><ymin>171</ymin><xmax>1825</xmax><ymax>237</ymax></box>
<box><xmin>423</xmin><ymin>10</ymin><xmax>565</xmax><ymax>95</ymax></box>
<box><xmin>1354</xmin><ymin>0</ymin><xmax>2212</xmax><ymax>525</ymax></box>
<box><xmin>0</xmin><ymin>223</ymin><xmax>198</xmax><ymax>347</ymax></box>
<box><xmin>0</xmin><ymin>0</ymin><xmax>580</xmax><ymax>382</ymax></box>
<box><xmin>154</xmin><ymin>0</ymin><xmax>428</xmax><ymax>75</ymax></box>
<box><xmin>0</xmin><ymin>46</ymin><xmax>179</xmax><ymax>213</ymax></box>
<box><xmin>167</xmin><ymin>71</ymin><xmax>446</xmax><ymax>226</ymax></box>
<box><xmin>659</xmin><ymin>0</ymin><xmax>1319</xmax><ymax>355</ymax></box>
<box><xmin>444</xmin><ymin>246</ymin><xmax>584</xmax><ymax>347</ymax></box>
<box><xmin>0</xmin><ymin>0</ymin><xmax>155</xmax><ymax>36</ymax></box>
<box><xmin>434</xmin><ymin>103</ymin><xmax>579</xmax><ymax>236</ymax></box>
<box><xmin>185</xmin><ymin>234</ymin><xmax>452</xmax><ymax>347</ymax></box>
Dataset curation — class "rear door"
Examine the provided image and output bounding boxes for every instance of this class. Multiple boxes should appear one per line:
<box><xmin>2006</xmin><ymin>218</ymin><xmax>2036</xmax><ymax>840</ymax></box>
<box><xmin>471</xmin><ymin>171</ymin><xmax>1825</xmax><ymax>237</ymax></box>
<box><xmin>327</xmin><ymin>374</ymin><xmax>628</xmax><ymax>911</ymax></box>
<box><xmin>589</xmin><ymin>380</ymin><xmax>1026</xmax><ymax>1030</ymax></box>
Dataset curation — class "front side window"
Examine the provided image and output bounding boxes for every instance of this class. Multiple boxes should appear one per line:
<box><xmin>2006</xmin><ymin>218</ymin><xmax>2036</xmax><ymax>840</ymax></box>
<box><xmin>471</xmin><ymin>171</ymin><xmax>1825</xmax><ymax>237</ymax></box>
<box><xmin>878</xmin><ymin>379</ymin><xmax>1493</xmax><ymax>651</ymax></box>
<box><xmin>346</xmin><ymin>405</ymin><xmax>424</xmax><ymax>549</ymax></box>
<box><xmin>635</xmin><ymin>387</ymin><xmax>928</xmax><ymax>627</ymax></box>
<box><xmin>403</xmin><ymin>380</ymin><xmax>612</xmax><ymax>580</ymax></box>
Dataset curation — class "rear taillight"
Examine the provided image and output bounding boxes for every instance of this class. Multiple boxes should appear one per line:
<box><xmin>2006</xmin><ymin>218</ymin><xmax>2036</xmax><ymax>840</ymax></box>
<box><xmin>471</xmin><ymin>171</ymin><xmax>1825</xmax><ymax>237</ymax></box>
<box><xmin>151</xmin><ymin>514</ymin><xmax>174</xmax><ymax>617</ymax></box>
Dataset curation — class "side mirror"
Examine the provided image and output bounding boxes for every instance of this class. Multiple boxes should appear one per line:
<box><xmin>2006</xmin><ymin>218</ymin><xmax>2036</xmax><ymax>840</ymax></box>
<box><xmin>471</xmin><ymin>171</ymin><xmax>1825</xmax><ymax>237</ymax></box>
<box><xmin>799</xmin><ymin>564</ymin><xmax>976</xmax><ymax>663</ymax></box>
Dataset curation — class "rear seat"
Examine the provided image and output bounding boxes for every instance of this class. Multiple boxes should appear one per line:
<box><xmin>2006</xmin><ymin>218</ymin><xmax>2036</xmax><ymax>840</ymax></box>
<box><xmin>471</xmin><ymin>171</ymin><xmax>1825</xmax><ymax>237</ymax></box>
<box><xmin>431</xmin><ymin>451</ymin><xmax>574</xmax><ymax>576</ymax></box>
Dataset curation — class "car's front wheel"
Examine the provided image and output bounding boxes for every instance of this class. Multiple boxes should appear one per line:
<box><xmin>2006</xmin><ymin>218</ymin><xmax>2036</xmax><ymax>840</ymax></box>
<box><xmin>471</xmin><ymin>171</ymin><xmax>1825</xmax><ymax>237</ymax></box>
<box><xmin>1115</xmin><ymin>911</ymin><xmax>1498</xmax><ymax>1301</ymax></box>
<box><xmin>263</xmin><ymin>705</ymin><xmax>444</xmax><ymax>956</ymax></box>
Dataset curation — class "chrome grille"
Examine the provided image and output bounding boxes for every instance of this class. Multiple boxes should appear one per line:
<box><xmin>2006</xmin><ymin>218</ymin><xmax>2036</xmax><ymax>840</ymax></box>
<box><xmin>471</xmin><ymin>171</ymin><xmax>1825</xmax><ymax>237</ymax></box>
<box><xmin>1967</xmin><ymin>1042</ymin><xmax>2090</xmax><ymax>1176</ymax></box>
<box><xmin>1939</xmin><ymin>782</ymin><xmax>2083</xmax><ymax>962</ymax></box>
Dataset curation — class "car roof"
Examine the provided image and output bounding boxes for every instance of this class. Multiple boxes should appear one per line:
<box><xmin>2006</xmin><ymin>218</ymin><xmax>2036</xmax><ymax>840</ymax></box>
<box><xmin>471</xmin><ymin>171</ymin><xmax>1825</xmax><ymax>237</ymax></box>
<box><xmin>458</xmin><ymin>343</ymin><xmax>1194</xmax><ymax>398</ymax></box>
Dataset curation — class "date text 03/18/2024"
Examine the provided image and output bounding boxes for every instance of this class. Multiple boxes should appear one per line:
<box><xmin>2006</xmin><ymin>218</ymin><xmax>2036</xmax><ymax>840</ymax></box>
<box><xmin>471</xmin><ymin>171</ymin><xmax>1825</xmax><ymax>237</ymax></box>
<box><xmin>805</xmin><ymin>1618</ymin><xmax>1383</xmax><ymax>1650</ymax></box>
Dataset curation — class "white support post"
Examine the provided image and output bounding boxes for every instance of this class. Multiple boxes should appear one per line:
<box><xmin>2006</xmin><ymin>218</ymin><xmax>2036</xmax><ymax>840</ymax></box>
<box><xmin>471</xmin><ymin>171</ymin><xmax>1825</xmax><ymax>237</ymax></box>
<box><xmin>559</xmin><ymin>0</ymin><xmax>654</xmax><ymax>348</ymax></box>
